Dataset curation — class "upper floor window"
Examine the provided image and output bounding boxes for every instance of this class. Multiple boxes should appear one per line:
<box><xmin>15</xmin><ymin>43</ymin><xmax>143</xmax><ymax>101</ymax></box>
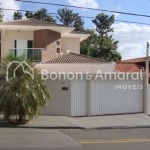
<box><xmin>9</xmin><ymin>40</ymin><xmax>41</xmax><ymax>62</ymax></box>
<box><xmin>56</xmin><ymin>41</ymin><xmax>60</xmax><ymax>53</ymax></box>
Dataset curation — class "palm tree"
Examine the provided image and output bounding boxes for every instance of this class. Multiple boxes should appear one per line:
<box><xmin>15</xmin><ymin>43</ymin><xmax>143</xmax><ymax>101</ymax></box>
<box><xmin>0</xmin><ymin>55</ymin><xmax>50</xmax><ymax>123</ymax></box>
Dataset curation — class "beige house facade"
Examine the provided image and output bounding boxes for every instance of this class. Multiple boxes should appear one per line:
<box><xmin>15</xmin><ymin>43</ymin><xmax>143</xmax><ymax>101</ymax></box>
<box><xmin>0</xmin><ymin>18</ymin><xmax>89</xmax><ymax>61</ymax></box>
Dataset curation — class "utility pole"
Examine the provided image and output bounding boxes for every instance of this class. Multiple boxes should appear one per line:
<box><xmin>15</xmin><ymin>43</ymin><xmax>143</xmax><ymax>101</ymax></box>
<box><xmin>146</xmin><ymin>42</ymin><xmax>149</xmax><ymax>84</ymax></box>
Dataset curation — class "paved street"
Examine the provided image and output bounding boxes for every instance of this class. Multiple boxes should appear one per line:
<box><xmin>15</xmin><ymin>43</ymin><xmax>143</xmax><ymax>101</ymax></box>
<box><xmin>1</xmin><ymin>128</ymin><xmax>150</xmax><ymax>149</ymax></box>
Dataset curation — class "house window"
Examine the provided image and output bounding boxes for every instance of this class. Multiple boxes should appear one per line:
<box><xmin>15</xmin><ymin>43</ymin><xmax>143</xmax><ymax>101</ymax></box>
<box><xmin>9</xmin><ymin>40</ymin><xmax>41</xmax><ymax>62</ymax></box>
<box><xmin>56</xmin><ymin>41</ymin><xmax>60</xmax><ymax>53</ymax></box>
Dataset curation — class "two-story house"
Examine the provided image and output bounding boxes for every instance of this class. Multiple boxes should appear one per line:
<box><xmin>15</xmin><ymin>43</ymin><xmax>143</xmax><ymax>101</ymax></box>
<box><xmin>0</xmin><ymin>18</ymin><xmax>90</xmax><ymax>61</ymax></box>
<box><xmin>2</xmin><ymin>18</ymin><xmax>144</xmax><ymax>118</ymax></box>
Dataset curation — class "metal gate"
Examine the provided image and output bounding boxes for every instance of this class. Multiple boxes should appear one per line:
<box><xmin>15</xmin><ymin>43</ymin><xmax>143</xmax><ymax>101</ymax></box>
<box><xmin>90</xmin><ymin>79</ymin><xmax>144</xmax><ymax>115</ymax></box>
<box><xmin>71</xmin><ymin>79</ymin><xmax>86</xmax><ymax>116</ymax></box>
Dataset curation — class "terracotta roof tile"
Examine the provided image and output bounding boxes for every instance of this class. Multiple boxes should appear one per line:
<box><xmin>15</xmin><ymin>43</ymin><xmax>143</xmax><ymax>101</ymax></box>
<box><xmin>0</xmin><ymin>18</ymin><xmax>71</xmax><ymax>27</ymax></box>
<box><xmin>41</xmin><ymin>52</ymin><xmax>110</xmax><ymax>64</ymax></box>
<box><xmin>115</xmin><ymin>62</ymin><xmax>144</xmax><ymax>72</ymax></box>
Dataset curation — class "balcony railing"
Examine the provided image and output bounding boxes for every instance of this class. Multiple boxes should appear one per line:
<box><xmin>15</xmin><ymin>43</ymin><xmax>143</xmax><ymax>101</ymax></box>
<box><xmin>9</xmin><ymin>48</ymin><xmax>43</xmax><ymax>62</ymax></box>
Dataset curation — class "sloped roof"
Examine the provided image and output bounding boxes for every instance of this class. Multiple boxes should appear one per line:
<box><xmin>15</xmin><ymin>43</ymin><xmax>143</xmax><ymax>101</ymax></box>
<box><xmin>0</xmin><ymin>18</ymin><xmax>70</xmax><ymax>27</ymax></box>
<box><xmin>41</xmin><ymin>52</ymin><xmax>110</xmax><ymax>64</ymax></box>
<box><xmin>115</xmin><ymin>62</ymin><xmax>144</xmax><ymax>72</ymax></box>
<box><xmin>123</xmin><ymin>57</ymin><xmax>147</xmax><ymax>63</ymax></box>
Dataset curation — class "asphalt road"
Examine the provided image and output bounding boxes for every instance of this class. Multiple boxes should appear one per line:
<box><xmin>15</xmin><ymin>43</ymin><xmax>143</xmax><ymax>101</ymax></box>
<box><xmin>1</xmin><ymin>128</ymin><xmax>150</xmax><ymax>149</ymax></box>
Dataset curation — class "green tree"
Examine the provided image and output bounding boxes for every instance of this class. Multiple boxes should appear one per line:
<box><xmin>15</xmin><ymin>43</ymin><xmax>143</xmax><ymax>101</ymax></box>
<box><xmin>81</xmin><ymin>29</ymin><xmax>98</xmax><ymax>55</ymax></box>
<box><xmin>0</xmin><ymin>55</ymin><xmax>50</xmax><ymax>122</ymax></box>
<box><xmin>0</xmin><ymin>8</ymin><xmax>4</xmax><ymax>22</ymax></box>
<box><xmin>57</xmin><ymin>8</ymin><xmax>84</xmax><ymax>31</ymax></box>
<box><xmin>25</xmin><ymin>8</ymin><xmax>55</xmax><ymax>22</ymax></box>
<box><xmin>14</xmin><ymin>11</ymin><xmax>23</xmax><ymax>20</ymax></box>
<box><xmin>107</xmin><ymin>51</ymin><xmax>122</xmax><ymax>62</ymax></box>
<box><xmin>92</xmin><ymin>13</ymin><xmax>121</xmax><ymax>61</ymax></box>
<box><xmin>93</xmin><ymin>13</ymin><xmax>114</xmax><ymax>37</ymax></box>
<box><xmin>81</xmin><ymin>13</ymin><xmax>122</xmax><ymax>61</ymax></box>
<box><xmin>74</xmin><ymin>16</ymin><xmax>84</xmax><ymax>31</ymax></box>
<box><xmin>25</xmin><ymin>11</ymin><xmax>34</xmax><ymax>18</ymax></box>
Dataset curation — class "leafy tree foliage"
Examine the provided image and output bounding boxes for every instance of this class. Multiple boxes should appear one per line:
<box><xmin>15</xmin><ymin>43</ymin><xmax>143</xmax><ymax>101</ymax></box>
<box><xmin>74</xmin><ymin>16</ymin><xmax>84</xmax><ymax>31</ymax></box>
<box><xmin>57</xmin><ymin>8</ymin><xmax>84</xmax><ymax>31</ymax></box>
<box><xmin>93</xmin><ymin>13</ymin><xmax>114</xmax><ymax>37</ymax></box>
<box><xmin>25</xmin><ymin>8</ymin><xmax>55</xmax><ymax>22</ymax></box>
<box><xmin>25</xmin><ymin>11</ymin><xmax>34</xmax><ymax>18</ymax></box>
<box><xmin>81</xmin><ymin>29</ymin><xmax>98</xmax><ymax>56</ymax></box>
<box><xmin>107</xmin><ymin>51</ymin><xmax>122</xmax><ymax>62</ymax></box>
<box><xmin>0</xmin><ymin>8</ymin><xmax>4</xmax><ymax>22</ymax></box>
<box><xmin>81</xmin><ymin>13</ymin><xmax>122</xmax><ymax>61</ymax></box>
<box><xmin>14</xmin><ymin>11</ymin><xmax>23</xmax><ymax>20</ymax></box>
<box><xmin>0</xmin><ymin>55</ymin><xmax>50</xmax><ymax>122</ymax></box>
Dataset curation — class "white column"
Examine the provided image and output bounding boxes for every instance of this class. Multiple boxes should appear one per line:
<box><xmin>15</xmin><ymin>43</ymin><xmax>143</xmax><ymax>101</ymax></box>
<box><xmin>144</xmin><ymin>73</ymin><xmax>150</xmax><ymax>115</ymax></box>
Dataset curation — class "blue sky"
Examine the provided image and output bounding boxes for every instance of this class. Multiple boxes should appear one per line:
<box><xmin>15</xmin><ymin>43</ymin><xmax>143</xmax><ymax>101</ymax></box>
<box><xmin>1</xmin><ymin>0</ymin><xmax>150</xmax><ymax>60</ymax></box>
<box><xmin>18</xmin><ymin>0</ymin><xmax>150</xmax><ymax>28</ymax></box>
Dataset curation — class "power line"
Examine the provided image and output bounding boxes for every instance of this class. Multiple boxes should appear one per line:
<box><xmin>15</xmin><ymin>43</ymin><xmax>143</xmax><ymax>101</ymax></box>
<box><xmin>15</xmin><ymin>0</ymin><xmax>150</xmax><ymax>18</ymax></box>
<box><xmin>1</xmin><ymin>8</ymin><xmax>57</xmax><ymax>15</ymax></box>
<box><xmin>2</xmin><ymin>8</ymin><xmax>150</xmax><ymax>26</ymax></box>
<box><xmin>113</xmin><ymin>20</ymin><xmax>150</xmax><ymax>26</ymax></box>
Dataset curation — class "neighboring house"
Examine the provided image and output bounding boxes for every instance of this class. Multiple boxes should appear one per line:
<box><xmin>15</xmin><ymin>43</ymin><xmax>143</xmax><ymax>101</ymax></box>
<box><xmin>116</xmin><ymin>57</ymin><xmax>149</xmax><ymax>80</ymax></box>
<box><xmin>118</xmin><ymin>57</ymin><xmax>148</xmax><ymax>71</ymax></box>
<box><xmin>0</xmin><ymin>18</ymin><xmax>89</xmax><ymax>61</ymax></box>
<box><xmin>115</xmin><ymin>62</ymin><xmax>144</xmax><ymax>72</ymax></box>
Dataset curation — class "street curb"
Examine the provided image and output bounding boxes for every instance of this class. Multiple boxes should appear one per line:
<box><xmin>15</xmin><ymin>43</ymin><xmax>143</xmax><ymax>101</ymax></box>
<box><xmin>0</xmin><ymin>125</ymin><xmax>86</xmax><ymax>129</ymax></box>
<box><xmin>0</xmin><ymin>127</ymin><xmax>86</xmax><ymax>129</ymax></box>
<box><xmin>85</xmin><ymin>125</ymin><xmax>150</xmax><ymax>130</ymax></box>
<box><xmin>1</xmin><ymin>125</ymin><xmax>150</xmax><ymax>130</ymax></box>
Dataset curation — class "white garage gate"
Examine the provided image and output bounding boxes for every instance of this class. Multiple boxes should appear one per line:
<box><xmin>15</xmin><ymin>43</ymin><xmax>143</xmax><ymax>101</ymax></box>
<box><xmin>90</xmin><ymin>79</ymin><xmax>144</xmax><ymax>116</ymax></box>
<box><xmin>43</xmin><ymin>77</ymin><xmax>144</xmax><ymax>117</ymax></box>
<box><xmin>71</xmin><ymin>79</ymin><xmax>87</xmax><ymax>116</ymax></box>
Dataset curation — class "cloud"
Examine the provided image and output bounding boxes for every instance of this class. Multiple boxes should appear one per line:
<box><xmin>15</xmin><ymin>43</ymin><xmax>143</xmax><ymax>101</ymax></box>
<box><xmin>118</xmin><ymin>44</ymin><xmax>143</xmax><ymax>59</ymax></box>
<box><xmin>112</xmin><ymin>23</ymin><xmax>150</xmax><ymax>60</ymax></box>
<box><xmin>0</xmin><ymin>0</ymin><xmax>20</xmax><ymax>20</ymax></box>
<box><xmin>67</xmin><ymin>0</ymin><xmax>99</xmax><ymax>9</ymax></box>
<box><xmin>113</xmin><ymin>6</ymin><xmax>122</xmax><ymax>18</ymax></box>
<box><xmin>117</xmin><ymin>6</ymin><xmax>122</xmax><ymax>9</ymax></box>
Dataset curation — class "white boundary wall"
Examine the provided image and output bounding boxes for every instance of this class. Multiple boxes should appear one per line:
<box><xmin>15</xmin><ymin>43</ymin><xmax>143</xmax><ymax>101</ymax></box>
<box><xmin>42</xmin><ymin>73</ymin><xmax>149</xmax><ymax>117</ymax></box>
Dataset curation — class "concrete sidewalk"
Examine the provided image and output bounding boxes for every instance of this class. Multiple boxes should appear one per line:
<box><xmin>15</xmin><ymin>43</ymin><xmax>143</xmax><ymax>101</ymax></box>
<box><xmin>0</xmin><ymin>113</ymin><xmax>150</xmax><ymax>129</ymax></box>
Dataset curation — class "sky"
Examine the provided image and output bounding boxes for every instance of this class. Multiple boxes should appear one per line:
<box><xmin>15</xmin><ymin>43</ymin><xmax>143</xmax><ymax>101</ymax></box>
<box><xmin>1</xmin><ymin>0</ymin><xmax>150</xmax><ymax>60</ymax></box>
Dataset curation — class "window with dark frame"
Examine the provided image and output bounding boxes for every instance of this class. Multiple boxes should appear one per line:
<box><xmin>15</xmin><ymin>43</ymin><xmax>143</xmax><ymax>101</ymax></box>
<box><xmin>56</xmin><ymin>41</ymin><xmax>60</xmax><ymax>53</ymax></box>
